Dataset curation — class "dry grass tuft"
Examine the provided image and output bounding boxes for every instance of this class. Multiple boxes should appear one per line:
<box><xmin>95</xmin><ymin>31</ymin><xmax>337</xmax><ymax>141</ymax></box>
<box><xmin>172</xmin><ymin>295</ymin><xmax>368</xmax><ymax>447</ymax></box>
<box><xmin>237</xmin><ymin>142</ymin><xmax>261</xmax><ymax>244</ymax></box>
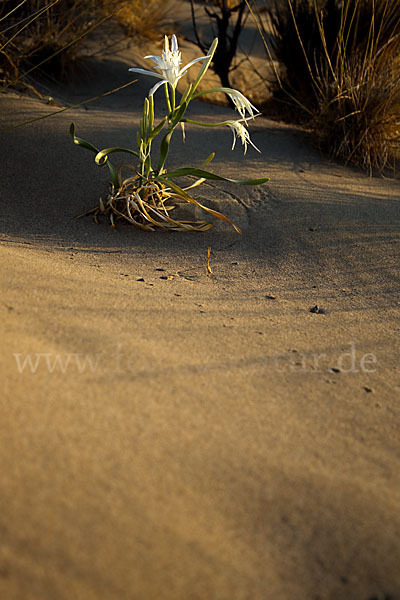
<box><xmin>76</xmin><ymin>167</ymin><xmax>241</xmax><ymax>232</ymax></box>
<box><xmin>0</xmin><ymin>0</ymin><xmax>175</xmax><ymax>89</ymax></box>
<box><xmin>257</xmin><ymin>0</ymin><xmax>400</xmax><ymax>174</ymax></box>
<box><xmin>1</xmin><ymin>1</ymin><xmax>108</xmax><ymax>84</ymax></box>
<box><xmin>115</xmin><ymin>0</ymin><xmax>177</xmax><ymax>40</ymax></box>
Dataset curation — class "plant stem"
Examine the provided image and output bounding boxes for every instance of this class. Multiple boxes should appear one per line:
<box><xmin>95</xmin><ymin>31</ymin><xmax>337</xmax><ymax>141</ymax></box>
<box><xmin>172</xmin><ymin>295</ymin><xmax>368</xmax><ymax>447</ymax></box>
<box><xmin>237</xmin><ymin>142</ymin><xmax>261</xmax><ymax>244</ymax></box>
<box><xmin>171</xmin><ymin>85</ymin><xmax>176</xmax><ymax>111</ymax></box>
<box><xmin>164</xmin><ymin>83</ymin><xmax>172</xmax><ymax>113</ymax></box>
<box><xmin>183</xmin><ymin>118</ymin><xmax>230</xmax><ymax>127</ymax></box>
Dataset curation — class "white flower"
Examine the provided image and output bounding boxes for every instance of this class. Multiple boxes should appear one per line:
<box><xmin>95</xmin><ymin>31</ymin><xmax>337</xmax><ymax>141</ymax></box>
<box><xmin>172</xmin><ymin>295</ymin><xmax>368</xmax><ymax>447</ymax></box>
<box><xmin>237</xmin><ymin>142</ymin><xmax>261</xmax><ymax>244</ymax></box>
<box><xmin>227</xmin><ymin>120</ymin><xmax>260</xmax><ymax>155</ymax></box>
<box><xmin>129</xmin><ymin>34</ymin><xmax>208</xmax><ymax>96</ymax></box>
<box><xmin>226</xmin><ymin>89</ymin><xmax>259</xmax><ymax>121</ymax></box>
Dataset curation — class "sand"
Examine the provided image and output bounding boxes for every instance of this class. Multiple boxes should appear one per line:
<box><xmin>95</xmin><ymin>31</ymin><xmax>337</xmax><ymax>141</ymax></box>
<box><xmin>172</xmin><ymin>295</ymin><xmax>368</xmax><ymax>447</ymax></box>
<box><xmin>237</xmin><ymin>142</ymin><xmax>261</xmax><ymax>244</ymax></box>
<box><xmin>1</xmin><ymin>19</ymin><xmax>400</xmax><ymax>600</ymax></box>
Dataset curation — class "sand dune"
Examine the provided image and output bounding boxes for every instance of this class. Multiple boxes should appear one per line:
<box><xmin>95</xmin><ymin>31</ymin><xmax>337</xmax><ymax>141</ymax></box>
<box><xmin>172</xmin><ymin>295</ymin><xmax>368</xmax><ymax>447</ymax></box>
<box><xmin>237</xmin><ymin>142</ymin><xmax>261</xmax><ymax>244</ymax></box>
<box><xmin>1</xmin><ymin>27</ymin><xmax>400</xmax><ymax>600</ymax></box>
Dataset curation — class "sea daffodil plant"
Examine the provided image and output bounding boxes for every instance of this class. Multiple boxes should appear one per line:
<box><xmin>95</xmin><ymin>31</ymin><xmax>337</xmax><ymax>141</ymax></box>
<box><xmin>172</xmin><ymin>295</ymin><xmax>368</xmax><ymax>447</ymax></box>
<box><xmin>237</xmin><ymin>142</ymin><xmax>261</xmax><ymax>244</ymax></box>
<box><xmin>70</xmin><ymin>35</ymin><xmax>268</xmax><ymax>232</ymax></box>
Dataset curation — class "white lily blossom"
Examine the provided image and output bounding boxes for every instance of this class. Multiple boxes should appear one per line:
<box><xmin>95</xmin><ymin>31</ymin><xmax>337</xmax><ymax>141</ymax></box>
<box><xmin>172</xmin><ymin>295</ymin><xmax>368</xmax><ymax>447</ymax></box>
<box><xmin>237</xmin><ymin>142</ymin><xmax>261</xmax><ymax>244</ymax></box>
<box><xmin>226</xmin><ymin>90</ymin><xmax>259</xmax><ymax>121</ymax></box>
<box><xmin>227</xmin><ymin>120</ymin><xmax>261</xmax><ymax>155</ymax></box>
<box><xmin>129</xmin><ymin>34</ymin><xmax>208</xmax><ymax>96</ymax></box>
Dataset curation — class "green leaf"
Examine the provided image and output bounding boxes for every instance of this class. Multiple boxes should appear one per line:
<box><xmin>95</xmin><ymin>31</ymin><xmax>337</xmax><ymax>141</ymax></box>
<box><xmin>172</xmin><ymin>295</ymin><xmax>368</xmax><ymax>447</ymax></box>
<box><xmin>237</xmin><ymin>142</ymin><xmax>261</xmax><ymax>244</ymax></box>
<box><xmin>201</xmin><ymin>152</ymin><xmax>215</xmax><ymax>167</ymax></box>
<box><xmin>70</xmin><ymin>122</ymin><xmax>99</xmax><ymax>154</ymax></box>
<box><xmin>148</xmin><ymin>94</ymin><xmax>154</xmax><ymax>133</ymax></box>
<box><xmin>171</xmin><ymin>101</ymin><xmax>188</xmax><ymax>126</ymax></box>
<box><xmin>148</xmin><ymin>116</ymin><xmax>167</xmax><ymax>140</ymax></box>
<box><xmin>106</xmin><ymin>163</ymin><xmax>119</xmax><ymax>190</ymax></box>
<box><xmin>190</xmin><ymin>38</ymin><xmax>218</xmax><ymax>98</ymax></box>
<box><xmin>180</xmin><ymin>83</ymin><xmax>193</xmax><ymax>107</ymax></box>
<box><xmin>157</xmin><ymin>167</ymin><xmax>269</xmax><ymax>185</ymax></box>
<box><xmin>140</xmin><ymin>98</ymin><xmax>149</xmax><ymax>140</ymax></box>
<box><xmin>158</xmin><ymin>129</ymin><xmax>173</xmax><ymax>171</ymax></box>
<box><xmin>70</xmin><ymin>123</ymin><xmax>119</xmax><ymax>189</ymax></box>
<box><xmin>95</xmin><ymin>147</ymin><xmax>140</xmax><ymax>166</ymax></box>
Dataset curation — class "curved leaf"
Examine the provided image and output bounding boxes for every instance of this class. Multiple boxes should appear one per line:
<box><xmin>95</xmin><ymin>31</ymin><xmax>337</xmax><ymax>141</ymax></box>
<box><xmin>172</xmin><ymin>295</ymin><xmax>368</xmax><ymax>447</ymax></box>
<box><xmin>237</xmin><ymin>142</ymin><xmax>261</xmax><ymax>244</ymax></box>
<box><xmin>157</xmin><ymin>167</ymin><xmax>269</xmax><ymax>185</ymax></box>
<box><xmin>95</xmin><ymin>147</ymin><xmax>140</xmax><ymax>166</ymax></box>
<box><xmin>70</xmin><ymin>123</ymin><xmax>99</xmax><ymax>154</ymax></box>
<box><xmin>70</xmin><ymin>123</ymin><xmax>119</xmax><ymax>188</ymax></box>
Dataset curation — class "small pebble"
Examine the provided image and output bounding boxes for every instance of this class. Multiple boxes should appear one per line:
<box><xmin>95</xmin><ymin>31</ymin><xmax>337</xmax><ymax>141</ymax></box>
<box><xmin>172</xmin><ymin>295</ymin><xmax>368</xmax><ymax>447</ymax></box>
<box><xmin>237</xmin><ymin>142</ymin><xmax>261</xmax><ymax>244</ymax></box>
<box><xmin>330</xmin><ymin>367</ymin><xmax>341</xmax><ymax>373</ymax></box>
<box><xmin>136</xmin><ymin>277</ymin><xmax>145</xmax><ymax>282</ymax></box>
<box><xmin>265</xmin><ymin>294</ymin><xmax>277</xmax><ymax>300</ymax></box>
<box><xmin>364</xmin><ymin>386</ymin><xmax>374</xmax><ymax>393</ymax></box>
<box><xmin>310</xmin><ymin>305</ymin><xmax>326</xmax><ymax>314</ymax></box>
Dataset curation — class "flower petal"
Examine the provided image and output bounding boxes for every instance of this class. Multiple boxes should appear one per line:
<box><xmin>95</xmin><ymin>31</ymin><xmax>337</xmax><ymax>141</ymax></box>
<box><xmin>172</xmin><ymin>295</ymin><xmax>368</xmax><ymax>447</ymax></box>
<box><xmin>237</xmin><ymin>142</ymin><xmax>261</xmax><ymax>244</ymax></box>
<box><xmin>148</xmin><ymin>79</ymin><xmax>168</xmax><ymax>96</ymax></box>
<box><xmin>171</xmin><ymin>34</ymin><xmax>178</xmax><ymax>54</ymax></box>
<box><xmin>164</xmin><ymin>35</ymin><xmax>169</xmax><ymax>53</ymax></box>
<box><xmin>144</xmin><ymin>55</ymin><xmax>164</xmax><ymax>63</ymax></box>
<box><xmin>231</xmin><ymin>132</ymin><xmax>237</xmax><ymax>150</ymax></box>
<box><xmin>130</xmin><ymin>34</ymin><xmax>208</xmax><ymax>96</ymax></box>
<box><xmin>178</xmin><ymin>55</ymin><xmax>208</xmax><ymax>77</ymax></box>
<box><xmin>226</xmin><ymin>120</ymin><xmax>260</xmax><ymax>154</ymax></box>
<box><xmin>128</xmin><ymin>68</ymin><xmax>164</xmax><ymax>80</ymax></box>
<box><xmin>249</xmin><ymin>139</ymin><xmax>261</xmax><ymax>153</ymax></box>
